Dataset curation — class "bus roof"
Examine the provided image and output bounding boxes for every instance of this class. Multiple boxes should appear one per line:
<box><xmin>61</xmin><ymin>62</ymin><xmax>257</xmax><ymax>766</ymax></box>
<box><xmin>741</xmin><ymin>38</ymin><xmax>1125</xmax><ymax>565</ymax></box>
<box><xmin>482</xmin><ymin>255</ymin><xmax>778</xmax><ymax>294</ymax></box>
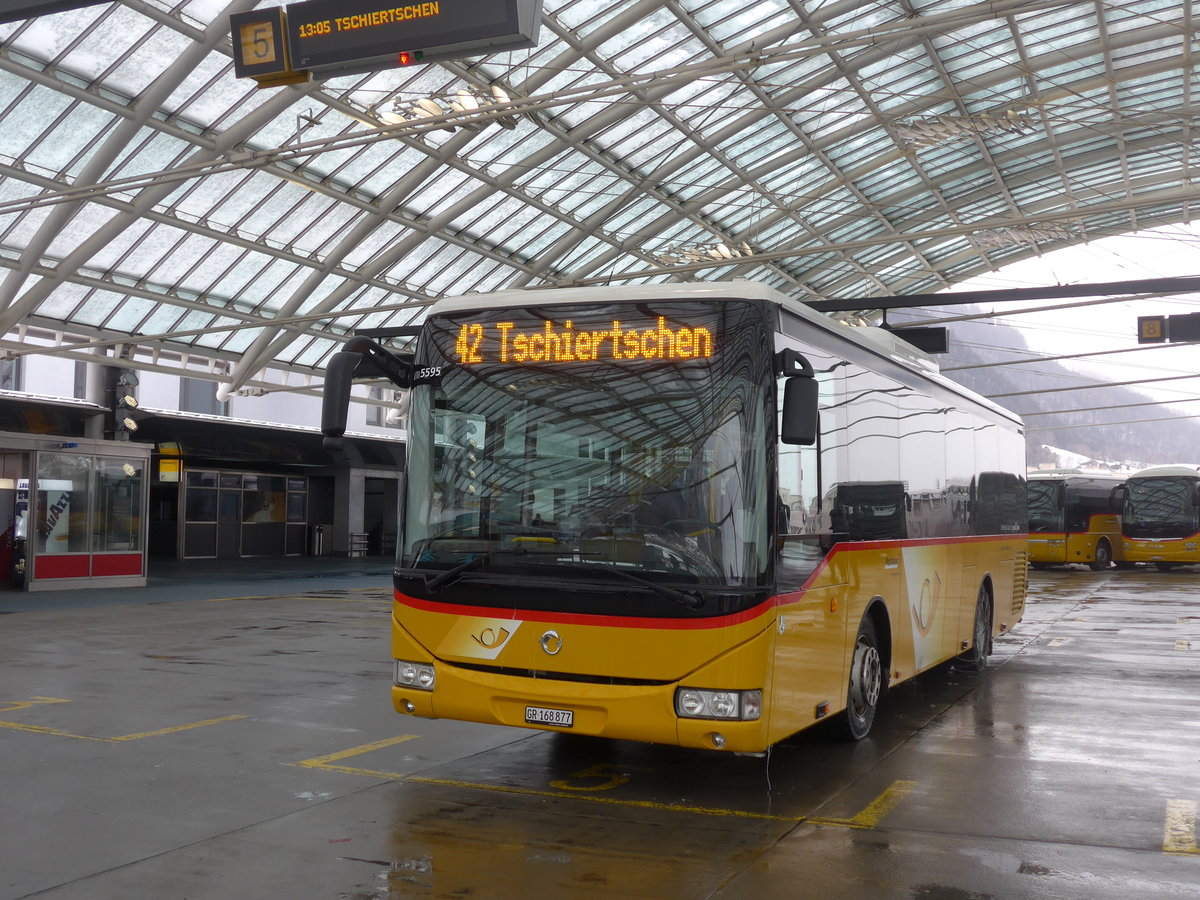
<box><xmin>1028</xmin><ymin>470</ymin><xmax>1126</xmax><ymax>482</ymax></box>
<box><xmin>430</xmin><ymin>282</ymin><xmax>930</xmax><ymax>362</ymax></box>
<box><xmin>1129</xmin><ymin>464</ymin><xmax>1200</xmax><ymax>479</ymax></box>
<box><xmin>426</xmin><ymin>282</ymin><xmax>1021</xmax><ymax>426</ymax></box>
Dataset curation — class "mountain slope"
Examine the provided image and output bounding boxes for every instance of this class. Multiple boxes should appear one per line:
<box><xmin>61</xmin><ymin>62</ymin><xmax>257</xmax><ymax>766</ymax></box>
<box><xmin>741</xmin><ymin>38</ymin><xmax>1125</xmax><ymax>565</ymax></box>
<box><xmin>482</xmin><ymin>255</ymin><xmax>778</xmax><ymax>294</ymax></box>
<box><xmin>894</xmin><ymin>309</ymin><xmax>1200</xmax><ymax>467</ymax></box>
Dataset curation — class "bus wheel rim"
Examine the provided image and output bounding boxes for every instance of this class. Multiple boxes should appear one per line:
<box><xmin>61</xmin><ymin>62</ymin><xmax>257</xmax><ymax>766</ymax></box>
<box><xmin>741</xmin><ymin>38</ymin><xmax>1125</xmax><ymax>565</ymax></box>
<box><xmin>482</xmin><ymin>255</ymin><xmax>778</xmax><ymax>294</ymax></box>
<box><xmin>851</xmin><ymin>639</ymin><xmax>881</xmax><ymax>713</ymax></box>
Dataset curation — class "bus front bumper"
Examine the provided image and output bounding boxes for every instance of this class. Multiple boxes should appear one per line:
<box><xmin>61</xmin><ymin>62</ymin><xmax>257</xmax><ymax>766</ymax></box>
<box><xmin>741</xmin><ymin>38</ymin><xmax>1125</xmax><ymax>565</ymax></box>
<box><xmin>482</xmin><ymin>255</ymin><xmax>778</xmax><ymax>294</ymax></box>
<box><xmin>391</xmin><ymin>669</ymin><xmax>771</xmax><ymax>753</ymax></box>
<box><xmin>1028</xmin><ymin>537</ymin><xmax>1067</xmax><ymax>564</ymax></box>
<box><xmin>389</xmin><ymin>617</ymin><xmax>777</xmax><ymax>753</ymax></box>
<box><xmin>1122</xmin><ymin>539</ymin><xmax>1200</xmax><ymax>563</ymax></box>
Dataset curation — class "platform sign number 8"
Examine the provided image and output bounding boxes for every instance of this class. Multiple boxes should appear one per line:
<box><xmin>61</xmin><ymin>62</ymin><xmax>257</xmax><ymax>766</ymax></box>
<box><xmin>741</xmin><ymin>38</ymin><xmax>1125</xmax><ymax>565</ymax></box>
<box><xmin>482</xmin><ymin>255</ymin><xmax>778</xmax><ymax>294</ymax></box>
<box><xmin>1137</xmin><ymin>315</ymin><xmax>1167</xmax><ymax>344</ymax></box>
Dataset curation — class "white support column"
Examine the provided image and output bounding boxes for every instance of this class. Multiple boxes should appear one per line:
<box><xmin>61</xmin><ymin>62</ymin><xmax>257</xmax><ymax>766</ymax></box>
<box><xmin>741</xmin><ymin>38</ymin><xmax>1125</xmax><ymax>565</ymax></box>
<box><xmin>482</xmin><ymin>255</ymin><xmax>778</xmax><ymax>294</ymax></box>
<box><xmin>332</xmin><ymin>467</ymin><xmax>367</xmax><ymax>556</ymax></box>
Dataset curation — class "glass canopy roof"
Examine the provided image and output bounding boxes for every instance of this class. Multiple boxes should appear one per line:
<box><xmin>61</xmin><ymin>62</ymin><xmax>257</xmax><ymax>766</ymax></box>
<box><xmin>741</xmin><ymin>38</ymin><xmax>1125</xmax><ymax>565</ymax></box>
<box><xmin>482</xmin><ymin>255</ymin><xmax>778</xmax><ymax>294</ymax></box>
<box><xmin>0</xmin><ymin>0</ymin><xmax>1196</xmax><ymax>398</ymax></box>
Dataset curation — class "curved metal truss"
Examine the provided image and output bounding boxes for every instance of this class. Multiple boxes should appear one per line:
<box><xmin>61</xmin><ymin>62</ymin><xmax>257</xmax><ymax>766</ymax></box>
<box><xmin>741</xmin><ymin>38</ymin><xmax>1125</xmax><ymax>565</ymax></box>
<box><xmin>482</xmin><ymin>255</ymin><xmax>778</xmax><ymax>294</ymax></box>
<box><xmin>0</xmin><ymin>0</ymin><xmax>1196</xmax><ymax>396</ymax></box>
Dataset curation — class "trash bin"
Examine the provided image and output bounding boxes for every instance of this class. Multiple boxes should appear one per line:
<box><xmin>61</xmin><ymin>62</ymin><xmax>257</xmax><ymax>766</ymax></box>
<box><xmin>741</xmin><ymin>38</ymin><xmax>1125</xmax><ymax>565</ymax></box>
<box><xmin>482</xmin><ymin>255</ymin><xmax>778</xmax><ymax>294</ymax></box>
<box><xmin>310</xmin><ymin>524</ymin><xmax>325</xmax><ymax>556</ymax></box>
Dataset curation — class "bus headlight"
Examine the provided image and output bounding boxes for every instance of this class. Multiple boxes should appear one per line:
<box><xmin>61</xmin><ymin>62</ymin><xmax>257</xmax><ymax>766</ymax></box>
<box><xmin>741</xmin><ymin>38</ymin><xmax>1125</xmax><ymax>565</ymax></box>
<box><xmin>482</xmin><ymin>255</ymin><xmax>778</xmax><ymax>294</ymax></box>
<box><xmin>394</xmin><ymin>660</ymin><xmax>436</xmax><ymax>691</ymax></box>
<box><xmin>675</xmin><ymin>688</ymin><xmax>761</xmax><ymax>721</ymax></box>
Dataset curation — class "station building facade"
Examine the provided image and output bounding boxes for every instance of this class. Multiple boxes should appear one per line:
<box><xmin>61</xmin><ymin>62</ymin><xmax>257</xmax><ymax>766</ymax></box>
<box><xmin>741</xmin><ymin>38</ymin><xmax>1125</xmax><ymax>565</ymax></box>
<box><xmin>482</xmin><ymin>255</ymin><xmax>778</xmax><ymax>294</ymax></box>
<box><xmin>1</xmin><ymin>342</ymin><xmax>404</xmax><ymax>592</ymax></box>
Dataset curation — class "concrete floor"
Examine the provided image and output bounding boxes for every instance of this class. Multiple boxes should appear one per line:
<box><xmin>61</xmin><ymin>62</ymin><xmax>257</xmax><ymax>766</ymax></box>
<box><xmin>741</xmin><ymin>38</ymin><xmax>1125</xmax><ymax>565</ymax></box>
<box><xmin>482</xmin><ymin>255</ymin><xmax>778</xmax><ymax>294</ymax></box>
<box><xmin>1</xmin><ymin>563</ymin><xmax>1198</xmax><ymax>899</ymax></box>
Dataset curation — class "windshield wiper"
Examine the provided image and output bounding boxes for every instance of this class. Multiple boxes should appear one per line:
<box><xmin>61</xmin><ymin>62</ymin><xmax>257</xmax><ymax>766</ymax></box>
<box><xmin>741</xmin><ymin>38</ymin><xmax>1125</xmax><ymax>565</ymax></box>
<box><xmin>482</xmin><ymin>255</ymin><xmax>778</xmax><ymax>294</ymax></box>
<box><xmin>426</xmin><ymin>553</ymin><xmax>491</xmax><ymax>592</ymax></box>
<box><xmin>421</xmin><ymin>552</ymin><xmax>704</xmax><ymax>609</ymax></box>
<box><xmin>581</xmin><ymin>563</ymin><xmax>704</xmax><ymax>610</ymax></box>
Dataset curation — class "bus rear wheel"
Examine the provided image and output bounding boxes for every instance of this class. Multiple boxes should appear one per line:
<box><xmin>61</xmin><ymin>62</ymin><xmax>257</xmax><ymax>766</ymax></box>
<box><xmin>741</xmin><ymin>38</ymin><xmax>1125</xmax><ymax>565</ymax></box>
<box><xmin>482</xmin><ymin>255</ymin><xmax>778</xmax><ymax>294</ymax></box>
<box><xmin>955</xmin><ymin>584</ymin><xmax>992</xmax><ymax>673</ymax></box>
<box><xmin>837</xmin><ymin>616</ymin><xmax>883</xmax><ymax>741</ymax></box>
<box><xmin>1089</xmin><ymin>540</ymin><xmax>1112</xmax><ymax>571</ymax></box>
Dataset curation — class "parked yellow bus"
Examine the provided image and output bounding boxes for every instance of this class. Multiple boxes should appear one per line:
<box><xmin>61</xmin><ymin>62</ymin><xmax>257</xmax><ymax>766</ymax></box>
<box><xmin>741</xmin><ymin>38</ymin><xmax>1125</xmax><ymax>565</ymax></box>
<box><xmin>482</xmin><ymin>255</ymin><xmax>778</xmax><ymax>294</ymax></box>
<box><xmin>1121</xmin><ymin>465</ymin><xmax>1200</xmax><ymax>570</ymax></box>
<box><xmin>322</xmin><ymin>282</ymin><xmax>1028</xmax><ymax>753</ymax></box>
<box><xmin>1027</xmin><ymin>470</ymin><xmax>1127</xmax><ymax>570</ymax></box>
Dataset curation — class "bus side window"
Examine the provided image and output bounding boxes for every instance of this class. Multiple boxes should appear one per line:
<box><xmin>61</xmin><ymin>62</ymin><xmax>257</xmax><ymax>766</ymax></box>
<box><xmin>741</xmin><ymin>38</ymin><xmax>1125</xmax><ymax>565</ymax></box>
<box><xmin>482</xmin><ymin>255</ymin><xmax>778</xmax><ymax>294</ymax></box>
<box><xmin>777</xmin><ymin>376</ymin><xmax>819</xmax><ymax>539</ymax></box>
<box><xmin>777</xmin><ymin>373</ymin><xmax>825</xmax><ymax>589</ymax></box>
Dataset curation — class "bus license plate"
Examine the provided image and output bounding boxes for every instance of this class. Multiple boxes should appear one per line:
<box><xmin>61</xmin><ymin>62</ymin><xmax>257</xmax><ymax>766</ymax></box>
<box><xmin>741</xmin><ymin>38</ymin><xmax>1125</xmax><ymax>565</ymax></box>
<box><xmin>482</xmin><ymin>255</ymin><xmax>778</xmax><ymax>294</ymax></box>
<box><xmin>525</xmin><ymin>705</ymin><xmax>573</xmax><ymax>727</ymax></box>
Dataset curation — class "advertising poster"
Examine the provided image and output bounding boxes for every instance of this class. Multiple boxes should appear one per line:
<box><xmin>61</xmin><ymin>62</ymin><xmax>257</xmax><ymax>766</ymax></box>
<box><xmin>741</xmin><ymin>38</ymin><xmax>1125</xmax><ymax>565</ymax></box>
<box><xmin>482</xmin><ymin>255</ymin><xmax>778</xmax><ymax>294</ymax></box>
<box><xmin>37</xmin><ymin>479</ymin><xmax>74</xmax><ymax>554</ymax></box>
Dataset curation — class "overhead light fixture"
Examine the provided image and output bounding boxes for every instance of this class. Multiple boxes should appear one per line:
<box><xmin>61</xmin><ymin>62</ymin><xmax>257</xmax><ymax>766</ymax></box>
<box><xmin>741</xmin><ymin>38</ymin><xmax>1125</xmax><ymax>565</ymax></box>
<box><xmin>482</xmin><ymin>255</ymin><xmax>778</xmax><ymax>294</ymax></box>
<box><xmin>651</xmin><ymin>240</ymin><xmax>757</xmax><ymax>267</ymax></box>
<box><xmin>110</xmin><ymin>367</ymin><xmax>142</xmax><ymax>438</ymax></box>
<box><xmin>894</xmin><ymin>110</ymin><xmax>1032</xmax><ymax>148</ymax></box>
<box><xmin>969</xmin><ymin>224</ymin><xmax>1077</xmax><ymax>249</ymax></box>
<box><xmin>382</xmin><ymin>84</ymin><xmax>519</xmax><ymax>133</ymax></box>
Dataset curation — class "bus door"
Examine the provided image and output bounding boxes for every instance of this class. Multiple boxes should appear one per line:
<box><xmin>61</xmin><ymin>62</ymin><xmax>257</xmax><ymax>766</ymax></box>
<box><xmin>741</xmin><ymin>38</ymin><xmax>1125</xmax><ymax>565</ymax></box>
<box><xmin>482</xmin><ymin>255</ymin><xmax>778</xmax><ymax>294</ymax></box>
<box><xmin>772</xmin><ymin>359</ymin><xmax>847</xmax><ymax>736</ymax></box>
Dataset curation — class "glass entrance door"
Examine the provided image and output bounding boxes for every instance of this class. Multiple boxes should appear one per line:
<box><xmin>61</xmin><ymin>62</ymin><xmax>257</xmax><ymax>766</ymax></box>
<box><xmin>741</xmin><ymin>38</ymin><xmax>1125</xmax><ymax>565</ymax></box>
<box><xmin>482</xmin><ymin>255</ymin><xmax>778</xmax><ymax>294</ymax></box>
<box><xmin>217</xmin><ymin>489</ymin><xmax>240</xmax><ymax>558</ymax></box>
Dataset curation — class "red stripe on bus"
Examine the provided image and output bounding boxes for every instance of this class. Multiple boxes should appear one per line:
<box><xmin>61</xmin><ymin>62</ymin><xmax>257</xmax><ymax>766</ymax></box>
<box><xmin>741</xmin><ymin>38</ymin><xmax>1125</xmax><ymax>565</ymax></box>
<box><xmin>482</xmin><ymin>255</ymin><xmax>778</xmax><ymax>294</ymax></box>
<box><xmin>393</xmin><ymin>589</ymin><xmax>774</xmax><ymax>630</ymax></box>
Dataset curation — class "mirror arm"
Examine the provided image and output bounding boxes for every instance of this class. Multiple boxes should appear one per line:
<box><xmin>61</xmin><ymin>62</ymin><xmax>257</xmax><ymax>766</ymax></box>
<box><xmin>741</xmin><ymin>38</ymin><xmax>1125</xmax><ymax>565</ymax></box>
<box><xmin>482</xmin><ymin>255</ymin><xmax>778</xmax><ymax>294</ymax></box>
<box><xmin>322</xmin><ymin>337</ymin><xmax>415</xmax><ymax>451</ymax></box>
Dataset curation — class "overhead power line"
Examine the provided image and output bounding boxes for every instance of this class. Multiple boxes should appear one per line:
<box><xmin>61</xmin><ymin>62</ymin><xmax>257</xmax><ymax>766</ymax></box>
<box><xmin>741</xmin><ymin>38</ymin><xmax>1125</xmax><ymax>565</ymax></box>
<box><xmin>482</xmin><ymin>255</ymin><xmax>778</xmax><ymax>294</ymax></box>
<box><xmin>942</xmin><ymin>337</ymin><xmax>1195</xmax><ymax>372</ymax></box>
<box><xmin>987</xmin><ymin>371</ymin><xmax>1200</xmax><ymax>398</ymax></box>
<box><xmin>810</xmin><ymin>275</ymin><xmax>1200</xmax><ymax>314</ymax></box>
<box><xmin>1026</xmin><ymin>411</ymin><xmax>1200</xmax><ymax>432</ymax></box>
<box><xmin>1019</xmin><ymin>396</ymin><xmax>1200</xmax><ymax>416</ymax></box>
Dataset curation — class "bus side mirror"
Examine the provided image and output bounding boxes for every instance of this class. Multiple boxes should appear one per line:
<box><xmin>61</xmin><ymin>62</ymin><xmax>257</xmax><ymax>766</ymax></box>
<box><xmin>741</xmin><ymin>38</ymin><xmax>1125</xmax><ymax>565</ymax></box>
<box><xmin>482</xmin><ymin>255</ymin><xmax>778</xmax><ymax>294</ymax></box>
<box><xmin>321</xmin><ymin>349</ymin><xmax>362</xmax><ymax>451</ymax></box>
<box><xmin>322</xmin><ymin>337</ymin><xmax>417</xmax><ymax>451</ymax></box>
<box><xmin>776</xmin><ymin>348</ymin><xmax>819</xmax><ymax>446</ymax></box>
<box><xmin>781</xmin><ymin>376</ymin><xmax>818</xmax><ymax>445</ymax></box>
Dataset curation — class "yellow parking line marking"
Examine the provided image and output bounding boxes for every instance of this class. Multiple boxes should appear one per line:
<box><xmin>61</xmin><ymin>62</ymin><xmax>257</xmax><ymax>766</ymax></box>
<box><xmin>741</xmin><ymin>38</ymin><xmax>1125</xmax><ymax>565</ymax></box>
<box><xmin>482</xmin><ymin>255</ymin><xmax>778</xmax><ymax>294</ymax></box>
<box><xmin>407</xmin><ymin>774</ymin><xmax>802</xmax><ymax>820</ymax></box>
<box><xmin>292</xmin><ymin>737</ymin><xmax>913</xmax><ymax>827</ymax></box>
<box><xmin>110</xmin><ymin>715</ymin><xmax>249</xmax><ymax>741</ymax></box>
<box><xmin>1164</xmin><ymin>800</ymin><xmax>1199</xmax><ymax>854</ymax></box>
<box><xmin>0</xmin><ymin>711</ymin><xmax>247</xmax><ymax>743</ymax></box>
<box><xmin>1175</xmin><ymin>640</ymin><xmax>1191</xmax><ymax>651</ymax></box>
<box><xmin>810</xmin><ymin>779</ymin><xmax>916</xmax><ymax>829</ymax></box>
<box><xmin>0</xmin><ymin>696</ymin><xmax>71</xmax><ymax>713</ymax></box>
<box><xmin>0</xmin><ymin>720</ymin><xmax>112</xmax><ymax>742</ymax></box>
<box><xmin>1048</xmin><ymin>638</ymin><xmax>1068</xmax><ymax>647</ymax></box>
<box><xmin>293</xmin><ymin>735</ymin><xmax>421</xmax><ymax>776</ymax></box>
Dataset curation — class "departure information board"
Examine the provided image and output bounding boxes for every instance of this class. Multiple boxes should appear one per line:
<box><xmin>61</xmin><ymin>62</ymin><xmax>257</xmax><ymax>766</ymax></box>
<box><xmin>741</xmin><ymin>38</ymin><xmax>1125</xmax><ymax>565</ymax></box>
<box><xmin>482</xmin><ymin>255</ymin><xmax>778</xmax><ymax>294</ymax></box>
<box><xmin>233</xmin><ymin>0</ymin><xmax>540</xmax><ymax>83</ymax></box>
<box><xmin>288</xmin><ymin>0</ymin><xmax>538</xmax><ymax>74</ymax></box>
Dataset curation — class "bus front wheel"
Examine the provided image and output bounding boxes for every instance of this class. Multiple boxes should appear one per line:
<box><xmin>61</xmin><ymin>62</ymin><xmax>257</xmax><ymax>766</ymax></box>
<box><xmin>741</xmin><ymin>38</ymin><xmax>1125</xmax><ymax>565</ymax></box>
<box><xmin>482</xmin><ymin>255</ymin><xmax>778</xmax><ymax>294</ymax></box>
<box><xmin>1089</xmin><ymin>541</ymin><xmax>1112</xmax><ymax>571</ymax></box>
<box><xmin>838</xmin><ymin>616</ymin><xmax>883</xmax><ymax>741</ymax></box>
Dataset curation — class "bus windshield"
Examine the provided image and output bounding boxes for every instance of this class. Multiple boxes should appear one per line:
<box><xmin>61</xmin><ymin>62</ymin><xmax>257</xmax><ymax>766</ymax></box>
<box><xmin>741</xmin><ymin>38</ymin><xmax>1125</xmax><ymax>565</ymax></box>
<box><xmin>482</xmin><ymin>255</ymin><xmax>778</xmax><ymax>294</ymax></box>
<box><xmin>1027</xmin><ymin>480</ymin><xmax>1064</xmax><ymax>533</ymax></box>
<box><xmin>401</xmin><ymin>299</ymin><xmax>771</xmax><ymax>594</ymax></box>
<box><xmin>1123</xmin><ymin>476</ymin><xmax>1200</xmax><ymax>538</ymax></box>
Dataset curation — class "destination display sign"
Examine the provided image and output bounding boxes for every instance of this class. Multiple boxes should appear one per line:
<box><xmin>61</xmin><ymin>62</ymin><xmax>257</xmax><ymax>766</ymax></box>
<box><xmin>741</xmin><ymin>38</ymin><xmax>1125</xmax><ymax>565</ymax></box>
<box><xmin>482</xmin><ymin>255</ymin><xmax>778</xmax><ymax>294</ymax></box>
<box><xmin>284</xmin><ymin>0</ymin><xmax>541</xmax><ymax>74</ymax></box>
<box><xmin>452</xmin><ymin>317</ymin><xmax>716</xmax><ymax>365</ymax></box>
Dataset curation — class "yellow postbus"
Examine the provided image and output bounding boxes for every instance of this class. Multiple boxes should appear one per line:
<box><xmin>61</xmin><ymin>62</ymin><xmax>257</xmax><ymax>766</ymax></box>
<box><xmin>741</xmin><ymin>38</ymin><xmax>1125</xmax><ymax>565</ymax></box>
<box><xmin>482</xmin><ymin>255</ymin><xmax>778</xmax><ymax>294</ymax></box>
<box><xmin>1121</xmin><ymin>464</ymin><xmax>1200</xmax><ymax>571</ymax></box>
<box><xmin>322</xmin><ymin>282</ymin><xmax>1028</xmax><ymax>753</ymax></box>
<box><xmin>1027</xmin><ymin>470</ymin><xmax>1127</xmax><ymax>570</ymax></box>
